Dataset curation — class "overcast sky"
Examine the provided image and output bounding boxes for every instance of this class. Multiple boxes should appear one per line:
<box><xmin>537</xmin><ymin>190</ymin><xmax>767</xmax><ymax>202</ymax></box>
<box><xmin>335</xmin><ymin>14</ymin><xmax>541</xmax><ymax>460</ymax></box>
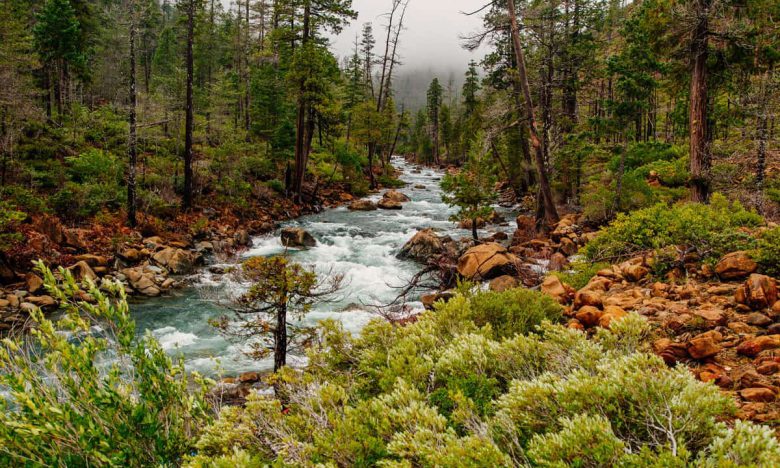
<box><xmin>329</xmin><ymin>0</ymin><xmax>487</xmax><ymax>72</ymax></box>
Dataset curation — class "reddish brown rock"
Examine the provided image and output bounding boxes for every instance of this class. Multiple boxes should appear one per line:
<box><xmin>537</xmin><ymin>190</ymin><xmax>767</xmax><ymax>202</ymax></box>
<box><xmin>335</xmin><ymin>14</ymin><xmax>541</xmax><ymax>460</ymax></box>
<box><xmin>687</xmin><ymin>332</ymin><xmax>722</xmax><ymax>360</ymax></box>
<box><xmin>457</xmin><ymin>243</ymin><xmax>519</xmax><ymax>280</ymax></box>
<box><xmin>740</xmin><ymin>388</ymin><xmax>776</xmax><ymax>403</ymax></box>
<box><xmin>737</xmin><ymin>335</ymin><xmax>780</xmax><ymax>357</ymax></box>
<box><xmin>598</xmin><ymin>306</ymin><xmax>628</xmax><ymax>328</ymax></box>
<box><xmin>548</xmin><ymin>252</ymin><xmax>568</xmax><ymax>272</ymax></box>
<box><xmin>735</xmin><ymin>274</ymin><xmax>778</xmax><ymax>310</ymax></box>
<box><xmin>382</xmin><ymin>190</ymin><xmax>410</xmax><ymax>203</ymax></box>
<box><xmin>575</xmin><ymin>306</ymin><xmax>604</xmax><ymax>328</ymax></box>
<box><xmin>715</xmin><ymin>252</ymin><xmax>758</xmax><ymax>280</ymax></box>
<box><xmin>489</xmin><ymin>275</ymin><xmax>519</xmax><ymax>292</ymax></box>
<box><xmin>25</xmin><ymin>273</ymin><xmax>44</xmax><ymax>294</ymax></box>
<box><xmin>623</xmin><ymin>264</ymin><xmax>650</xmax><ymax>282</ymax></box>
<box><xmin>541</xmin><ymin>276</ymin><xmax>575</xmax><ymax>305</ymax></box>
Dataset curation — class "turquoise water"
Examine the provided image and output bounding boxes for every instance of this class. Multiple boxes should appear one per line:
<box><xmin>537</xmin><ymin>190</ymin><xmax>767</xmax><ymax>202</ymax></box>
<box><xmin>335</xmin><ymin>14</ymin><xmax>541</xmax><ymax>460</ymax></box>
<box><xmin>131</xmin><ymin>159</ymin><xmax>515</xmax><ymax>376</ymax></box>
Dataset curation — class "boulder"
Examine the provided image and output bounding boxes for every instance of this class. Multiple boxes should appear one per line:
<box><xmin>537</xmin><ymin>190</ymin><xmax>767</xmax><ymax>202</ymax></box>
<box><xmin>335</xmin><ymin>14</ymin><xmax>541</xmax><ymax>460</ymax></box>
<box><xmin>421</xmin><ymin>291</ymin><xmax>455</xmax><ymax>310</ymax></box>
<box><xmin>397</xmin><ymin>229</ymin><xmax>444</xmax><ymax>262</ymax></box>
<box><xmin>744</xmin><ymin>312</ymin><xmax>773</xmax><ymax>327</ymax></box>
<box><xmin>623</xmin><ymin>264</ymin><xmax>650</xmax><ymax>282</ymax></box>
<box><xmin>122</xmin><ymin>267</ymin><xmax>162</xmax><ymax>297</ymax></box>
<box><xmin>598</xmin><ymin>305</ymin><xmax>628</xmax><ymax>329</ymax></box>
<box><xmin>735</xmin><ymin>274</ymin><xmax>778</xmax><ymax>310</ymax></box>
<box><xmin>575</xmin><ymin>306</ymin><xmax>604</xmax><ymax>328</ymax></box>
<box><xmin>382</xmin><ymin>190</ymin><xmax>410</xmax><ymax>203</ymax></box>
<box><xmin>512</xmin><ymin>215</ymin><xmax>537</xmax><ymax>246</ymax></box>
<box><xmin>558</xmin><ymin>238</ymin><xmax>578</xmax><ymax>256</ymax></box>
<box><xmin>457</xmin><ymin>243</ymin><xmax>519</xmax><ymax>280</ymax></box>
<box><xmin>234</xmin><ymin>229</ymin><xmax>251</xmax><ymax>246</ymax></box>
<box><xmin>377</xmin><ymin>199</ymin><xmax>403</xmax><ymax>210</ymax></box>
<box><xmin>541</xmin><ymin>276</ymin><xmax>575</xmax><ymax>305</ymax></box>
<box><xmin>117</xmin><ymin>247</ymin><xmax>144</xmax><ymax>263</ymax></box>
<box><xmin>67</xmin><ymin>261</ymin><xmax>97</xmax><ymax>282</ymax></box>
<box><xmin>489</xmin><ymin>275</ymin><xmax>519</xmax><ymax>292</ymax></box>
<box><xmin>74</xmin><ymin>254</ymin><xmax>110</xmax><ymax>267</ymax></box>
<box><xmin>348</xmin><ymin>199</ymin><xmax>377</xmax><ymax>211</ymax></box>
<box><xmin>25</xmin><ymin>273</ymin><xmax>44</xmax><ymax>294</ymax></box>
<box><xmin>548</xmin><ymin>252</ymin><xmax>568</xmax><ymax>272</ymax></box>
<box><xmin>715</xmin><ymin>252</ymin><xmax>758</xmax><ymax>280</ymax></box>
<box><xmin>574</xmin><ymin>289</ymin><xmax>603</xmax><ymax>309</ymax></box>
<box><xmin>738</xmin><ymin>335</ymin><xmax>780</xmax><ymax>357</ymax></box>
<box><xmin>740</xmin><ymin>388</ymin><xmax>776</xmax><ymax>403</ymax></box>
<box><xmin>152</xmin><ymin>247</ymin><xmax>199</xmax><ymax>275</ymax></box>
<box><xmin>459</xmin><ymin>218</ymin><xmax>487</xmax><ymax>230</ymax></box>
<box><xmin>63</xmin><ymin>228</ymin><xmax>91</xmax><ymax>250</ymax></box>
<box><xmin>687</xmin><ymin>332</ymin><xmax>722</xmax><ymax>359</ymax></box>
<box><xmin>34</xmin><ymin>215</ymin><xmax>65</xmax><ymax>245</ymax></box>
<box><xmin>27</xmin><ymin>295</ymin><xmax>56</xmax><ymax>308</ymax></box>
<box><xmin>280</xmin><ymin>228</ymin><xmax>317</xmax><ymax>248</ymax></box>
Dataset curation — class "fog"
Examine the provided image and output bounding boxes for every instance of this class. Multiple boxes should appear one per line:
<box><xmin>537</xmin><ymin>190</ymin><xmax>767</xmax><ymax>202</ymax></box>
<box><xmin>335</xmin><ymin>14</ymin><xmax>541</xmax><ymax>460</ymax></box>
<box><xmin>330</xmin><ymin>0</ymin><xmax>486</xmax><ymax>71</ymax></box>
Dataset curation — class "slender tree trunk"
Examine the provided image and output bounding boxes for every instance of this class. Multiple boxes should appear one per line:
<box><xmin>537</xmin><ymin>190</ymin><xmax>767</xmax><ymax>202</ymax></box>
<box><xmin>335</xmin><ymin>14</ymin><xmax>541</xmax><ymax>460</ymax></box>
<box><xmin>689</xmin><ymin>0</ymin><xmax>712</xmax><ymax>203</ymax></box>
<box><xmin>293</xmin><ymin>1</ymin><xmax>311</xmax><ymax>201</ymax></box>
<box><xmin>244</xmin><ymin>0</ymin><xmax>251</xmax><ymax>139</ymax></box>
<box><xmin>274</xmin><ymin>304</ymin><xmax>288</xmax><ymax>372</ymax></box>
<box><xmin>472</xmin><ymin>217</ymin><xmax>478</xmax><ymax>241</ymax></box>
<box><xmin>507</xmin><ymin>0</ymin><xmax>559</xmax><ymax>229</ymax></box>
<box><xmin>128</xmin><ymin>15</ymin><xmax>138</xmax><ymax>227</ymax></box>
<box><xmin>182</xmin><ymin>0</ymin><xmax>195</xmax><ymax>210</ymax></box>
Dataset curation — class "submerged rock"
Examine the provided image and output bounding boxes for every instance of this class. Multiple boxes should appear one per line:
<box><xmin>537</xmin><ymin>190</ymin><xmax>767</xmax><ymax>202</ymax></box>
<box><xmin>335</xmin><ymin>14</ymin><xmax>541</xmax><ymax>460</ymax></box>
<box><xmin>348</xmin><ymin>199</ymin><xmax>377</xmax><ymax>211</ymax></box>
<box><xmin>281</xmin><ymin>227</ymin><xmax>317</xmax><ymax>248</ymax></box>
<box><xmin>377</xmin><ymin>199</ymin><xmax>403</xmax><ymax>210</ymax></box>
<box><xmin>397</xmin><ymin>229</ymin><xmax>444</xmax><ymax>262</ymax></box>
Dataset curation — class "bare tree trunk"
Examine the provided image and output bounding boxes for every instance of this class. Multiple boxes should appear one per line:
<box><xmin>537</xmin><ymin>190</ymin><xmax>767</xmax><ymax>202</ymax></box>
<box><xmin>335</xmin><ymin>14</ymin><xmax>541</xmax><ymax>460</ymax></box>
<box><xmin>128</xmin><ymin>14</ymin><xmax>138</xmax><ymax>227</ymax></box>
<box><xmin>506</xmin><ymin>0</ymin><xmax>559</xmax><ymax>229</ymax></box>
<box><xmin>293</xmin><ymin>2</ymin><xmax>311</xmax><ymax>201</ymax></box>
<box><xmin>274</xmin><ymin>304</ymin><xmax>288</xmax><ymax>372</ymax></box>
<box><xmin>689</xmin><ymin>0</ymin><xmax>712</xmax><ymax>203</ymax></box>
<box><xmin>182</xmin><ymin>0</ymin><xmax>195</xmax><ymax>210</ymax></box>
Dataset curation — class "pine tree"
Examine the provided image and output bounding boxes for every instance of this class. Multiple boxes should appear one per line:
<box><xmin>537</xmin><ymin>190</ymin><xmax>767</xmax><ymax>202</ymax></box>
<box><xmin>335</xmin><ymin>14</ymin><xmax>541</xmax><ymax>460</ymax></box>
<box><xmin>426</xmin><ymin>78</ymin><xmax>443</xmax><ymax>165</ymax></box>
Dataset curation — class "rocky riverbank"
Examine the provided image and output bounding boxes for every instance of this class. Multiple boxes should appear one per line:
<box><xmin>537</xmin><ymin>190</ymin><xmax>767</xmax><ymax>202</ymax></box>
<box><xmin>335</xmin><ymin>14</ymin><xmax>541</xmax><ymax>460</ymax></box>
<box><xmin>0</xmin><ymin>183</ymin><xmax>363</xmax><ymax>332</ymax></box>
<box><xmin>399</xmin><ymin>211</ymin><xmax>780</xmax><ymax>429</ymax></box>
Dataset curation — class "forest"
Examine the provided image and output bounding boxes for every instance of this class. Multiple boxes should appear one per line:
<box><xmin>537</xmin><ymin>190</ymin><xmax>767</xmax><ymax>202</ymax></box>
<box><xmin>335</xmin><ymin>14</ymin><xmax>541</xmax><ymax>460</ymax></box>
<box><xmin>1</xmin><ymin>0</ymin><xmax>780</xmax><ymax>465</ymax></box>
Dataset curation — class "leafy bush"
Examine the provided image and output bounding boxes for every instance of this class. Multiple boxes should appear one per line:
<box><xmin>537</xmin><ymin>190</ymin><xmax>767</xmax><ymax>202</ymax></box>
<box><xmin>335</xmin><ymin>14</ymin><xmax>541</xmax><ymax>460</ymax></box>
<box><xmin>583</xmin><ymin>194</ymin><xmax>762</xmax><ymax>264</ymax></box>
<box><xmin>466</xmin><ymin>287</ymin><xmax>563</xmax><ymax>339</ymax></box>
<box><xmin>756</xmin><ymin>227</ymin><xmax>780</xmax><ymax>278</ymax></box>
<box><xmin>187</xmin><ymin>288</ymin><xmax>776</xmax><ymax>466</ymax></box>
<box><xmin>51</xmin><ymin>180</ymin><xmax>123</xmax><ymax>220</ymax></box>
<box><xmin>0</xmin><ymin>263</ymin><xmax>212</xmax><ymax>466</ymax></box>
<box><xmin>0</xmin><ymin>185</ymin><xmax>48</xmax><ymax>214</ymax></box>
<box><xmin>0</xmin><ymin>201</ymin><xmax>26</xmax><ymax>250</ymax></box>
<box><xmin>606</xmin><ymin>142</ymin><xmax>683</xmax><ymax>173</ymax></box>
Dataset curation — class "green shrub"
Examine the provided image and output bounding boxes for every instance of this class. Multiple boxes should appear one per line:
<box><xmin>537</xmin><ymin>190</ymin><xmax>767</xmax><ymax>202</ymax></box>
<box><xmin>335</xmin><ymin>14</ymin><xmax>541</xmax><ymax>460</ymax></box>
<box><xmin>699</xmin><ymin>420</ymin><xmax>780</xmax><ymax>467</ymax></box>
<box><xmin>583</xmin><ymin>194</ymin><xmax>762</xmax><ymax>264</ymax></box>
<box><xmin>465</xmin><ymin>287</ymin><xmax>563</xmax><ymax>339</ymax></box>
<box><xmin>527</xmin><ymin>414</ymin><xmax>626</xmax><ymax>467</ymax></box>
<box><xmin>756</xmin><ymin>227</ymin><xmax>780</xmax><ymax>278</ymax></box>
<box><xmin>606</xmin><ymin>142</ymin><xmax>683</xmax><ymax>173</ymax></box>
<box><xmin>633</xmin><ymin>156</ymin><xmax>690</xmax><ymax>187</ymax></box>
<box><xmin>66</xmin><ymin>149</ymin><xmax>123</xmax><ymax>185</ymax></box>
<box><xmin>265</xmin><ymin>179</ymin><xmax>285</xmax><ymax>193</ymax></box>
<box><xmin>0</xmin><ymin>263</ymin><xmax>211</xmax><ymax>466</ymax></box>
<box><xmin>0</xmin><ymin>185</ymin><xmax>48</xmax><ymax>214</ymax></box>
<box><xmin>187</xmin><ymin>287</ymin><xmax>772</xmax><ymax>467</ymax></box>
<box><xmin>0</xmin><ymin>201</ymin><xmax>26</xmax><ymax>250</ymax></box>
<box><xmin>51</xmin><ymin>181</ymin><xmax>123</xmax><ymax>220</ymax></box>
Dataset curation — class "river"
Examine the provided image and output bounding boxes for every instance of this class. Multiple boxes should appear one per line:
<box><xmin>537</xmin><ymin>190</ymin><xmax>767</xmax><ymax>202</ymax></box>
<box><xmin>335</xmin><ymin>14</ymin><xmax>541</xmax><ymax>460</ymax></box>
<box><xmin>130</xmin><ymin>158</ymin><xmax>516</xmax><ymax>376</ymax></box>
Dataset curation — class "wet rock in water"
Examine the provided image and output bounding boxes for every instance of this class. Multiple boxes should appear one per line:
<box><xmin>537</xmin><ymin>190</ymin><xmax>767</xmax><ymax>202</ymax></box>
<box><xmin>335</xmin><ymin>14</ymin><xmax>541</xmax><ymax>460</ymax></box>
<box><xmin>195</xmin><ymin>241</ymin><xmax>214</xmax><ymax>253</ymax></box>
<box><xmin>735</xmin><ymin>274</ymin><xmax>778</xmax><ymax>310</ymax></box>
<box><xmin>68</xmin><ymin>261</ymin><xmax>97</xmax><ymax>282</ymax></box>
<box><xmin>489</xmin><ymin>275</ymin><xmax>519</xmax><ymax>292</ymax></box>
<box><xmin>414</xmin><ymin>184</ymin><xmax>426</xmax><ymax>189</ymax></box>
<box><xmin>152</xmin><ymin>247</ymin><xmax>200</xmax><ymax>275</ymax></box>
<box><xmin>457</xmin><ymin>243</ymin><xmax>519</xmax><ymax>281</ymax></box>
<box><xmin>348</xmin><ymin>199</ymin><xmax>377</xmax><ymax>211</ymax></box>
<box><xmin>459</xmin><ymin>218</ymin><xmax>487</xmax><ymax>230</ymax></box>
<box><xmin>121</xmin><ymin>267</ymin><xmax>162</xmax><ymax>297</ymax></box>
<box><xmin>234</xmin><ymin>229</ymin><xmax>251</xmax><ymax>246</ymax></box>
<box><xmin>281</xmin><ymin>227</ymin><xmax>317</xmax><ymax>248</ymax></box>
<box><xmin>715</xmin><ymin>252</ymin><xmax>757</xmax><ymax>280</ymax></box>
<box><xmin>548</xmin><ymin>252</ymin><xmax>568</xmax><ymax>272</ymax></box>
<box><xmin>382</xmin><ymin>190</ymin><xmax>410</xmax><ymax>203</ymax></box>
<box><xmin>397</xmin><ymin>228</ymin><xmax>444</xmax><ymax>262</ymax></box>
<box><xmin>377</xmin><ymin>199</ymin><xmax>403</xmax><ymax>210</ymax></box>
<box><xmin>541</xmin><ymin>276</ymin><xmax>575</xmax><ymax>305</ymax></box>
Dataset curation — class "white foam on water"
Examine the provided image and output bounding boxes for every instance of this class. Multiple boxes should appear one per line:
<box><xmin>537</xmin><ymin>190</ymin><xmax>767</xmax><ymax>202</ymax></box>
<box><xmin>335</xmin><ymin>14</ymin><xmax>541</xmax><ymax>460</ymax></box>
<box><xmin>153</xmin><ymin>326</ymin><xmax>198</xmax><ymax>350</ymax></box>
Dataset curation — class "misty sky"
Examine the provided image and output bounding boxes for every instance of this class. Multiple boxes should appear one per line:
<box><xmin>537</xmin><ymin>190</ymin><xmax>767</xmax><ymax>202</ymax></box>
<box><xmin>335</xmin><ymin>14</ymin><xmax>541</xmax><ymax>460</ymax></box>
<box><xmin>329</xmin><ymin>0</ymin><xmax>487</xmax><ymax>72</ymax></box>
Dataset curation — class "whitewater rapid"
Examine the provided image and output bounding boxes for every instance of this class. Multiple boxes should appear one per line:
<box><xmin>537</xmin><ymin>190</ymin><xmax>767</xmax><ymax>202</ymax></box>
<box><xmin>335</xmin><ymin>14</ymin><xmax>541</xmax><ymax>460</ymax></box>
<box><xmin>131</xmin><ymin>158</ymin><xmax>515</xmax><ymax>376</ymax></box>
